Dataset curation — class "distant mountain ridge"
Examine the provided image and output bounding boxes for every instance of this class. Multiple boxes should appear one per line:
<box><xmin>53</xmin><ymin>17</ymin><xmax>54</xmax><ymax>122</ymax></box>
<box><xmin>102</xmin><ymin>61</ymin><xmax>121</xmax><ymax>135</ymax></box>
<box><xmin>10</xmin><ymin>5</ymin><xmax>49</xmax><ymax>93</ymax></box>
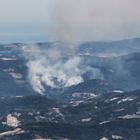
<box><xmin>0</xmin><ymin>38</ymin><xmax>140</xmax><ymax>97</ymax></box>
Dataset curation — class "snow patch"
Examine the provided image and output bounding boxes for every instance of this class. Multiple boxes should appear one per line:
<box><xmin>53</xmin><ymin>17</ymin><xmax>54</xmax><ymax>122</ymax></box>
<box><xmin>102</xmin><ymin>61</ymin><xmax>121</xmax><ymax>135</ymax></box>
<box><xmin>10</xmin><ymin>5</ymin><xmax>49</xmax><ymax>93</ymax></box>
<box><xmin>52</xmin><ymin>108</ymin><xmax>64</xmax><ymax>117</ymax></box>
<box><xmin>81</xmin><ymin>118</ymin><xmax>91</xmax><ymax>122</ymax></box>
<box><xmin>15</xmin><ymin>96</ymin><xmax>24</xmax><ymax>98</ymax></box>
<box><xmin>136</xmin><ymin>111</ymin><xmax>140</xmax><ymax>115</ymax></box>
<box><xmin>6</xmin><ymin>114</ymin><xmax>20</xmax><ymax>128</ymax></box>
<box><xmin>3</xmin><ymin>68</ymin><xmax>14</xmax><ymax>72</ymax></box>
<box><xmin>118</xmin><ymin>114</ymin><xmax>140</xmax><ymax>119</ymax></box>
<box><xmin>112</xmin><ymin>135</ymin><xmax>123</xmax><ymax>139</ymax></box>
<box><xmin>13</xmin><ymin>112</ymin><xmax>21</xmax><ymax>117</ymax></box>
<box><xmin>117</xmin><ymin>96</ymin><xmax>136</xmax><ymax>104</ymax></box>
<box><xmin>109</xmin><ymin>97</ymin><xmax>120</xmax><ymax>102</ymax></box>
<box><xmin>99</xmin><ymin>121</ymin><xmax>110</xmax><ymax>125</ymax></box>
<box><xmin>70</xmin><ymin>101</ymin><xmax>84</xmax><ymax>107</ymax></box>
<box><xmin>0</xmin><ymin>58</ymin><xmax>16</xmax><ymax>61</ymax></box>
<box><xmin>28</xmin><ymin>112</ymin><xmax>34</xmax><ymax>116</ymax></box>
<box><xmin>9</xmin><ymin>72</ymin><xmax>23</xmax><ymax>79</ymax></box>
<box><xmin>0</xmin><ymin>128</ymin><xmax>24</xmax><ymax>138</ymax></box>
<box><xmin>112</xmin><ymin>90</ymin><xmax>124</xmax><ymax>93</ymax></box>
<box><xmin>100</xmin><ymin>137</ymin><xmax>108</xmax><ymax>140</ymax></box>
<box><xmin>72</xmin><ymin>92</ymin><xmax>97</xmax><ymax>98</ymax></box>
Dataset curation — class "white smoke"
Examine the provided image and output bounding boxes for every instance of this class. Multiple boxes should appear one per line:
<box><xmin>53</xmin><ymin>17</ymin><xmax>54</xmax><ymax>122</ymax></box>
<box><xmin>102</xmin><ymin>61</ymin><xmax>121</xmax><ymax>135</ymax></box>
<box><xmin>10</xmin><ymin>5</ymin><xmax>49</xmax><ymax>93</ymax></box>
<box><xmin>22</xmin><ymin>43</ymin><xmax>104</xmax><ymax>94</ymax></box>
<box><xmin>22</xmin><ymin>43</ymin><xmax>84</xmax><ymax>94</ymax></box>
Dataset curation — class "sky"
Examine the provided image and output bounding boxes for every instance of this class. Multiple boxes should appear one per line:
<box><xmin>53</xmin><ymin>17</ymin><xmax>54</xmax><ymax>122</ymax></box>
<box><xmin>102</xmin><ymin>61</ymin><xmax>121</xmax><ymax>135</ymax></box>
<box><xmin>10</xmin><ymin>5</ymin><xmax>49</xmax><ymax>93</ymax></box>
<box><xmin>0</xmin><ymin>0</ymin><xmax>140</xmax><ymax>43</ymax></box>
<box><xmin>0</xmin><ymin>0</ymin><xmax>49</xmax><ymax>43</ymax></box>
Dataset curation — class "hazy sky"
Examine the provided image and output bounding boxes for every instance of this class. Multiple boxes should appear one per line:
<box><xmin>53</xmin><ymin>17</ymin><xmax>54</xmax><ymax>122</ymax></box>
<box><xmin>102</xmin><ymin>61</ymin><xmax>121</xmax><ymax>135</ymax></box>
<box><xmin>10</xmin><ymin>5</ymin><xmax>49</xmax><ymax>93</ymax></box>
<box><xmin>0</xmin><ymin>0</ymin><xmax>140</xmax><ymax>43</ymax></box>
<box><xmin>0</xmin><ymin>0</ymin><xmax>49</xmax><ymax>43</ymax></box>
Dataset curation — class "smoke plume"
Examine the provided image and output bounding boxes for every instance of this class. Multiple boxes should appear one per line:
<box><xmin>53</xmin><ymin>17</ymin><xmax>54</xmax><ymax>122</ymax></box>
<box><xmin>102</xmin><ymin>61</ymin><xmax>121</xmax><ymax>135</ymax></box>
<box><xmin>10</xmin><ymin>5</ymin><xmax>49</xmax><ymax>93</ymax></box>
<box><xmin>22</xmin><ymin>0</ymin><xmax>140</xmax><ymax>94</ymax></box>
<box><xmin>22</xmin><ymin>43</ymin><xmax>103</xmax><ymax>94</ymax></box>
<box><xmin>46</xmin><ymin>0</ymin><xmax>140</xmax><ymax>41</ymax></box>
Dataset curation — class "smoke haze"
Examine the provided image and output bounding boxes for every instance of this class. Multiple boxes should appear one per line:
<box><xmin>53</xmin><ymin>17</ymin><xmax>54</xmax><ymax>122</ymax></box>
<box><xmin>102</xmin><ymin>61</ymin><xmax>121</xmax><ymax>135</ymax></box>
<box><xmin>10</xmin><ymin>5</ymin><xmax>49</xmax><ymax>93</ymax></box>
<box><xmin>22</xmin><ymin>43</ymin><xmax>104</xmax><ymax>94</ymax></box>
<box><xmin>22</xmin><ymin>0</ymin><xmax>140</xmax><ymax>94</ymax></box>
<box><xmin>46</xmin><ymin>0</ymin><xmax>140</xmax><ymax>42</ymax></box>
<box><xmin>22</xmin><ymin>44</ymin><xmax>80</xmax><ymax>94</ymax></box>
<box><xmin>0</xmin><ymin>0</ymin><xmax>140</xmax><ymax>42</ymax></box>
